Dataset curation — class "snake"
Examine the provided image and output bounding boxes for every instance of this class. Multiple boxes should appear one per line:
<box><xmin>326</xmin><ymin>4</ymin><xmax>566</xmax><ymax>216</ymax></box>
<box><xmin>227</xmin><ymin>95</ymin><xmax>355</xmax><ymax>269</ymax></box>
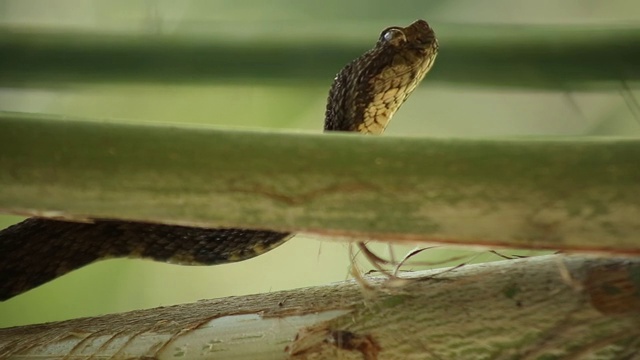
<box><xmin>0</xmin><ymin>20</ymin><xmax>438</xmax><ymax>301</ymax></box>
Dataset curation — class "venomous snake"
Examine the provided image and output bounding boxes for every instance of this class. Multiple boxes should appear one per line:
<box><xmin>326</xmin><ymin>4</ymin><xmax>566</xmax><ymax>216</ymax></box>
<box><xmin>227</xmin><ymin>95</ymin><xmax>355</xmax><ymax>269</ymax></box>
<box><xmin>0</xmin><ymin>20</ymin><xmax>438</xmax><ymax>301</ymax></box>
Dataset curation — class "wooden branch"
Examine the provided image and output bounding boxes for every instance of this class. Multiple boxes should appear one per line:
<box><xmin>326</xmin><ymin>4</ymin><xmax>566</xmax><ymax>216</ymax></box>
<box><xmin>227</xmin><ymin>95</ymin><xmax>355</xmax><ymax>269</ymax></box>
<box><xmin>1</xmin><ymin>255</ymin><xmax>638</xmax><ymax>359</ymax></box>
<box><xmin>1</xmin><ymin>112</ymin><xmax>640</xmax><ymax>254</ymax></box>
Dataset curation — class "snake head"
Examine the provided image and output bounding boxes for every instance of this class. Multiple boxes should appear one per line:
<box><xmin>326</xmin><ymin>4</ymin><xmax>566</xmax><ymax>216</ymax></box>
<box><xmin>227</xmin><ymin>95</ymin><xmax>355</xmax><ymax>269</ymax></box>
<box><xmin>379</xmin><ymin>19</ymin><xmax>438</xmax><ymax>55</ymax></box>
<box><xmin>324</xmin><ymin>19</ymin><xmax>438</xmax><ymax>135</ymax></box>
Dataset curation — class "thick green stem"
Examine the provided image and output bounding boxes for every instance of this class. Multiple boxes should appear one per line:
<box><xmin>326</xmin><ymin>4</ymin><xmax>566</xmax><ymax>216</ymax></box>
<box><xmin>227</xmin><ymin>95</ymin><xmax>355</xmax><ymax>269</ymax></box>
<box><xmin>1</xmin><ymin>112</ymin><xmax>639</xmax><ymax>253</ymax></box>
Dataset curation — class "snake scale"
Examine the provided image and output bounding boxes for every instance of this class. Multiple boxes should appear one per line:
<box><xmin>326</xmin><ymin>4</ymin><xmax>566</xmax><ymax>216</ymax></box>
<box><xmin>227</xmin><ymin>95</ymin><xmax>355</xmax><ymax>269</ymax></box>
<box><xmin>0</xmin><ymin>20</ymin><xmax>438</xmax><ymax>301</ymax></box>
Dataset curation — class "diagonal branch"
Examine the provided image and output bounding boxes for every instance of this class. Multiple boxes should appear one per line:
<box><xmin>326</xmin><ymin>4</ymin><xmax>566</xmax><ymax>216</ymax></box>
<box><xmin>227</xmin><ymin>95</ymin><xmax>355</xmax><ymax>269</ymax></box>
<box><xmin>0</xmin><ymin>255</ymin><xmax>638</xmax><ymax>359</ymax></box>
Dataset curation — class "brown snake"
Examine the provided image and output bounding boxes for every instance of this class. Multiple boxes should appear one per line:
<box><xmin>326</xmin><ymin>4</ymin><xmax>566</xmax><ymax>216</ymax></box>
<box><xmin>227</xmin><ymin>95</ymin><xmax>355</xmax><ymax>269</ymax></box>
<box><xmin>0</xmin><ymin>20</ymin><xmax>438</xmax><ymax>301</ymax></box>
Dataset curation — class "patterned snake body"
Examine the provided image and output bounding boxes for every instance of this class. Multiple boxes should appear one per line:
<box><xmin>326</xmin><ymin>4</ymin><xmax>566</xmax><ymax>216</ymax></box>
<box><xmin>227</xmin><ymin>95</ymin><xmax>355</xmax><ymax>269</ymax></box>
<box><xmin>0</xmin><ymin>20</ymin><xmax>438</xmax><ymax>301</ymax></box>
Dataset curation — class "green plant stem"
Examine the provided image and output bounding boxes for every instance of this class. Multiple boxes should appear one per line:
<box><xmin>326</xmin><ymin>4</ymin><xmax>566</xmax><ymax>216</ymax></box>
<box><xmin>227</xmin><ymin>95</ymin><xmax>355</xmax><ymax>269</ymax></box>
<box><xmin>1</xmin><ymin>112</ymin><xmax>639</xmax><ymax>253</ymax></box>
<box><xmin>1</xmin><ymin>25</ymin><xmax>639</xmax><ymax>89</ymax></box>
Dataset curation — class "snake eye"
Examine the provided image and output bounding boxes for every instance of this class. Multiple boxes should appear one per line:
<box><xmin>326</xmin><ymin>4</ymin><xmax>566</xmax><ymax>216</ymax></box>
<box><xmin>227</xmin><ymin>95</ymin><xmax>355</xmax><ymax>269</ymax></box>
<box><xmin>380</xmin><ymin>27</ymin><xmax>406</xmax><ymax>45</ymax></box>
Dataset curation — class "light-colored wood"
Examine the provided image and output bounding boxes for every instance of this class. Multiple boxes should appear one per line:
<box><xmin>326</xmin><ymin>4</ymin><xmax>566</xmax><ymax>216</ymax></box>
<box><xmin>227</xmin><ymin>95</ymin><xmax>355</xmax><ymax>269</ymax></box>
<box><xmin>1</xmin><ymin>255</ymin><xmax>638</xmax><ymax>359</ymax></box>
<box><xmin>1</xmin><ymin>113</ymin><xmax>640</xmax><ymax>254</ymax></box>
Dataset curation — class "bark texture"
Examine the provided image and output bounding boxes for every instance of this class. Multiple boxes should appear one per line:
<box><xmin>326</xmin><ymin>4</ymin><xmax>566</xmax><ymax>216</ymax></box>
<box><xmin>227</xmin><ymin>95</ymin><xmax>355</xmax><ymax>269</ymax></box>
<box><xmin>1</xmin><ymin>255</ymin><xmax>638</xmax><ymax>359</ymax></box>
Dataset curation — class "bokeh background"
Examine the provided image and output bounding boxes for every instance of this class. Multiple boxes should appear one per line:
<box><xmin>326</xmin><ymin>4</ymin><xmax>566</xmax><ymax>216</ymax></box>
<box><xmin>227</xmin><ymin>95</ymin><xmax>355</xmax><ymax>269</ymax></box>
<box><xmin>1</xmin><ymin>0</ymin><xmax>638</xmax><ymax>327</ymax></box>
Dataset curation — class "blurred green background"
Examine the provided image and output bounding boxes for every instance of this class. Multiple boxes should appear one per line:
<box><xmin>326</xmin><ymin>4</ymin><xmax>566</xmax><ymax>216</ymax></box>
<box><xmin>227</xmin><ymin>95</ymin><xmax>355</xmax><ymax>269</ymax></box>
<box><xmin>0</xmin><ymin>0</ymin><xmax>639</xmax><ymax>327</ymax></box>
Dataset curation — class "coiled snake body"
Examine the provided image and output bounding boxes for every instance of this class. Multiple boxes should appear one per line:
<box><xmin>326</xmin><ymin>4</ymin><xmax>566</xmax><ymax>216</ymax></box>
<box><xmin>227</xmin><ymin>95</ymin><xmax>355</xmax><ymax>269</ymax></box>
<box><xmin>0</xmin><ymin>20</ymin><xmax>438</xmax><ymax>301</ymax></box>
